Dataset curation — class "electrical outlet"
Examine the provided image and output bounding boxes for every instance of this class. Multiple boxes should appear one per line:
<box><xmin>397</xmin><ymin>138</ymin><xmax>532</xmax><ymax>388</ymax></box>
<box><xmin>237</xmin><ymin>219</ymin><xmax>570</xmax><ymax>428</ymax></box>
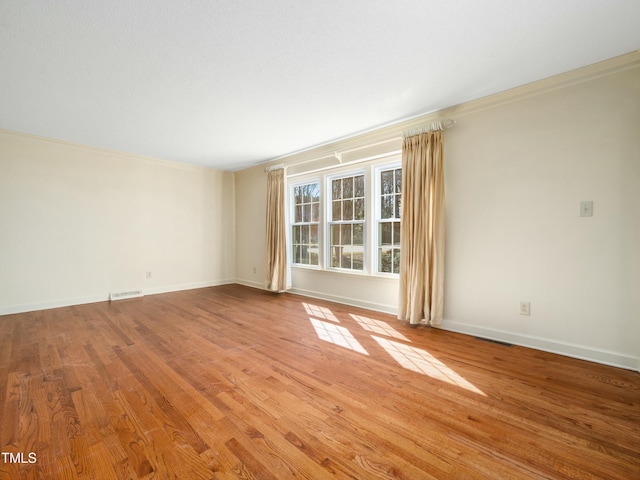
<box><xmin>146</xmin><ymin>271</ymin><xmax>152</xmax><ymax>279</ymax></box>
<box><xmin>520</xmin><ymin>301</ymin><xmax>530</xmax><ymax>316</ymax></box>
<box><xmin>253</xmin><ymin>267</ymin><xmax>257</xmax><ymax>274</ymax></box>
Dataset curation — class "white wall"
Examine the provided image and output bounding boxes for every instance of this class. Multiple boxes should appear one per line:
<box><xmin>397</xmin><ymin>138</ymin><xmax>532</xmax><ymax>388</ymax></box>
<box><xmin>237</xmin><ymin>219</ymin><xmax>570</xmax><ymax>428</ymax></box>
<box><xmin>235</xmin><ymin>54</ymin><xmax>640</xmax><ymax>369</ymax></box>
<box><xmin>0</xmin><ymin>131</ymin><xmax>236</xmax><ymax>314</ymax></box>
<box><xmin>234</xmin><ymin>165</ymin><xmax>267</xmax><ymax>289</ymax></box>
<box><xmin>443</xmin><ymin>62</ymin><xmax>640</xmax><ymax>370</ymax></box>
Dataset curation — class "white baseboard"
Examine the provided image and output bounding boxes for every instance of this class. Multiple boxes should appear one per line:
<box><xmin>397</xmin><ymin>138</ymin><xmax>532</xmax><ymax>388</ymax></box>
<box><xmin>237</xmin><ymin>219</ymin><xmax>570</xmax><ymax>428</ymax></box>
<box><xmin>0</xmin><ymin>294</ymin><xmax>110</xmax><ymax>316</ymax></box>
<box><xmin>143</xmin><ymin>279</ymin><xmax>235</xmax><ymax>296</ymax></box>
<box><xmin>234</xmin><ymin>278</ymin><xmax>265</xmax><ymax>290</ymax></box>
<box><xmin>286</xmin><ymin>286</ymin><xmax>397</xmax><ymax>315</ymax></box>
<box><xmin>233</xmin><ymin>284</ymin><xmax>639</xmax><ymax>371</ymax></box>
<box><xmin>234</xmin><ymin>279</ymin><xmax>397</xmax><ymax>314</ymax></box>
<box><xmin>440</xmin><ymin>320</ymin><xmax>639</xmax><ymax>372</ymax></box>
<box><xmin>0</xmin><ymin>279</ymin><xmax>235</xmax><ymax>316</ymax></box>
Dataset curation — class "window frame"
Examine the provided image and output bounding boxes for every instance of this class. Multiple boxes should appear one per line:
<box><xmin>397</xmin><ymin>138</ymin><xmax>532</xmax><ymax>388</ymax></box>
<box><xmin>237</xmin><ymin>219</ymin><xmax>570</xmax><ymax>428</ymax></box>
<box><xmin>289</xmin><ymin>179</ymin><xmax>322</xmax><ymax>269</ymax></box>
<box><xmin>374</xmin><ymin>161</ymin><xmax>402</xmax><ymax>276</ymax></box>
<box><xmin>326</xmin><ymin>169</ymin><xmax>367</xmax><ymax>273</ymax></box>
<box><xmin>287</xmin><ymin>154</ymin><xmax>401</xmax><ymax>277</ymax></box>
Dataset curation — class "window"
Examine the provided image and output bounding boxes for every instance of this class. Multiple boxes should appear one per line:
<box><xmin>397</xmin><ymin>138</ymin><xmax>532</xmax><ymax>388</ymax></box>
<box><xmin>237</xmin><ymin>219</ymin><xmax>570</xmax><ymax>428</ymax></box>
<box><xmin>288</xmin><ymin>156</ymin><xmax>401</xmax><ymax>276</ymax></box>
<box><xmin>291</xmin><ymin>182</ymin><xmax>320</xmax><ymax>265</ymax></box>
<box><xmin>328</xmin><ymin>173</ymin><xmax>365</xmax><ymax>271</ymax></box>
<box><xmin>377</xmin><ymin>166</ymin><xmax>402</xmax><ymax>274</ymax></box>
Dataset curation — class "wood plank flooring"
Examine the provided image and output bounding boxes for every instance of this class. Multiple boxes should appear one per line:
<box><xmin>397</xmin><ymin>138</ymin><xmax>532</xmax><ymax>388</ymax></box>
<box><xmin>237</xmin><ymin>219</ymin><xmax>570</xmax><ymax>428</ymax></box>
<box><xmin>1</xmin><ymin>284</ymin><xmax>638</xmax><ymax>479</ymax></box>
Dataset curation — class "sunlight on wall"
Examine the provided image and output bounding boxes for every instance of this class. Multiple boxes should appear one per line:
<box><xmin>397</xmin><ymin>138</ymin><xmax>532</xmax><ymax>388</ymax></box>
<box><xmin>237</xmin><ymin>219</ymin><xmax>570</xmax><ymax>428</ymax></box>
<box><xmin>309</xmin><ymin>318</ymin><xmax>368</xmax><ymax>355</ymax></box>
<box><xmin>349</xmin><ymin>313</ymin><xmax>410</xmax><ymax>342</ymax></box>
<box><xmin>371</xmin><ymin>336</ymin><xmax>485</xmax><ymax>395</ymax></box>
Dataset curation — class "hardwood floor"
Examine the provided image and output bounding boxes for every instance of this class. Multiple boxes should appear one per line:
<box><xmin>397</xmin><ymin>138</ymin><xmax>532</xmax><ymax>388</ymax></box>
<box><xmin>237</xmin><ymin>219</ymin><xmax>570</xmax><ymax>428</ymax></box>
<box><xmin>1</xmin><ymin>284</ymin><xmax>638</xmax><ymax>479</ymax></box>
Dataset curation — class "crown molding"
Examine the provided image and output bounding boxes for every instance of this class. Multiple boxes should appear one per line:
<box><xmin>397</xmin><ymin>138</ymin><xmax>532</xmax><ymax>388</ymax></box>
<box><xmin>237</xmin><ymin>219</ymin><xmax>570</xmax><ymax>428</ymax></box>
<box><xmin>442</xmin><ymin>50</ymin><xmax>640</xmax><ymax>119</ymax></box>
<box><xmin>0</xmin><ymin>128</ymin><xmax>224</xmax><ymax>173</ymax></box>
<box><xmin>256</xmin><ymin>50</ymin><xmax>640</xmax><ymax>171</ymax></box>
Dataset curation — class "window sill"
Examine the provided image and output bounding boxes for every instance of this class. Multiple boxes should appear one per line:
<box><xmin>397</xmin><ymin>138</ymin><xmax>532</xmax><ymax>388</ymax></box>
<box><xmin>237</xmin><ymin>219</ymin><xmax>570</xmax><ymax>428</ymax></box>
<box><xmin>291</xmin><ymin>264</ymin><xmax>399</xmax><ymax>281</ymax></box>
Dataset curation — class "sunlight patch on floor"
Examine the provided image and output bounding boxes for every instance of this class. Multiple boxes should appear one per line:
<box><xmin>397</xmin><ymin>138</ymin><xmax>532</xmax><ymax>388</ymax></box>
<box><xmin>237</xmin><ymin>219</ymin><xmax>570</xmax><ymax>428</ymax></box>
<box><xmin>309</xmin><ymin>318</ymin><xmax>368</xmax><ymax>355</ymax></box>
<box><xmin>349</xmin><ymin>314</ymin><xmax>410</xmax><ymax>342</ymax></box>
<box><xmin>371</xmin><ymin>336</ymin><xmax>485</xmax><ymax>395</ymax></box>
<box><xmin>303</xmin><ymin>303</ymin><xmax>339</xmax><ymax>322</ymax></box>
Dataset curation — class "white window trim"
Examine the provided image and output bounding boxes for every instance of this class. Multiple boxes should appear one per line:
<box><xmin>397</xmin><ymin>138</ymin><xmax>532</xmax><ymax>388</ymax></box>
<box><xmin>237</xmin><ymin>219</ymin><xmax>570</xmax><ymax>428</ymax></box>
<box><xmin>287</xmin><ymin>155</ymin><xmax>401</xmax><ymax>278</ymax></box>
<box><xmin>374</xmin><ymin>161</ymin><xmax>402</xmax><ymax>276</ymax></box>
<box><xmin>326</xmin><ymin>168</ymin><xmax>367</xmax><ymax>274</ymax></box>
<box><xmin>289</xmin><ymin>179</ymin><xmax>322</xmax><ymax>269</ymax></box>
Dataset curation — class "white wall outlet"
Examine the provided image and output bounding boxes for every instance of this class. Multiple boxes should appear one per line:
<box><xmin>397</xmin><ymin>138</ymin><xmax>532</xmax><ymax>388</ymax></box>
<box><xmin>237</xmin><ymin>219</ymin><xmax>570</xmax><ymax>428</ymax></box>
<box><xmin>520</xmin><ymin>301</ymin><xmax>530</xmax><ymax>316</ymax></box>
<box><xmin>253</xmin><ymin>267</ymin><xmax>257</xmax><ymax>274</ymax></box>
<box><xmin>146</xmin><ymin>271</ymin><xmax>152</xmax><ymax>279</ymax></box>
<box><xmin>580</xmin><ymin>201</ymin><xmax>593</xmax><ymax>217</ymax></box>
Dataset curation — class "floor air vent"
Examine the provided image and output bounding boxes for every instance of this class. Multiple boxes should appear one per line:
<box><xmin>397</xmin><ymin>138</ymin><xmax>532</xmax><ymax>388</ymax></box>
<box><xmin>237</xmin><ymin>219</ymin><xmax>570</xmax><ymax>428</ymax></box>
<box><xmin>474</xmin><ymin>337</ymin><xmax>513</xmax><ymax>347</ymax></box>
<box><xmin>109</xmin><ymin>290</ymin><xmax>144</xmax><ymax>301</ymax></box>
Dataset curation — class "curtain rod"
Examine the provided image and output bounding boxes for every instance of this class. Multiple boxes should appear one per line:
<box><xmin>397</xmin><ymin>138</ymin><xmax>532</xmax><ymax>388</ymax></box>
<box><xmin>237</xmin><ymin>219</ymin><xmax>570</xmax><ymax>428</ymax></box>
<box><xmin>287</xmin><ymin>150</ymin><xmax>401</xmax><ymax>179</ymax></box>
<box><xmin>403</xmin><ymin>118</ymin><xmax>455</xmax><ymax>138</ymax></box>
<box><xmin>264</xmin><ymin>152</ymin><xmax>341</xmax><ymax>173</ymax></box>
<box><xmin>264</xmin><ymin>163</ymin><xmax>285</xmax><ymax>172</ymax></box>
<box><xmin>264</xmin><ymin>118</ymin><xmax>455</xmax><ymax>173</ymax></box>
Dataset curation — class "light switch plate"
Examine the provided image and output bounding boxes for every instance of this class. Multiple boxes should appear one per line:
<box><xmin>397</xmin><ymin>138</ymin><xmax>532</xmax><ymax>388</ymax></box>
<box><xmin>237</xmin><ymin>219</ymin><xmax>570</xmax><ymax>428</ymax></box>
<box><xmin>580</xmin><ymin>201</ymin><xmax>593</xmax><ymax>217</ymax></box>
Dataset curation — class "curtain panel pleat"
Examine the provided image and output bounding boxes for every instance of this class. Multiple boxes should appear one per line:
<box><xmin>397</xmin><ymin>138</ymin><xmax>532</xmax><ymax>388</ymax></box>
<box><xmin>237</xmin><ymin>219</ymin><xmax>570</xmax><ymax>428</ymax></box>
<box><xmin>398</xmin><ymin>131</ymin><xmax>445</xmax><ymax>325</ymax></box>
<box><xmin>265</xmin><ymin>168</ymin><xmax>288</xmax><ymax>292</ymax></box>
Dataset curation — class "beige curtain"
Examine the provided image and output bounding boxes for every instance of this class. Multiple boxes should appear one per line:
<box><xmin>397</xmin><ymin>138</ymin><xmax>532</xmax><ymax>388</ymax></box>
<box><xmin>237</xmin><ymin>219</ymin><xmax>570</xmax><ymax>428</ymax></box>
<box><xmin>399</xmin><ymin>130</ymin><xmax>445</xmax><ymax>326</ymax></box>
<box><xmin>265</xmin><ymin>168</ymin><xmax>288</xmax><ymax>292</ymax></box>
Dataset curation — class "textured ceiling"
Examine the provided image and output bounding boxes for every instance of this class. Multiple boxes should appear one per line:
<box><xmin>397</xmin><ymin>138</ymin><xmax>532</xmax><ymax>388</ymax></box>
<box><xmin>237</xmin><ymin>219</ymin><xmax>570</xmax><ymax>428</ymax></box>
<box><xmin>1</xmin><ymin>1</ymin><xmax>639</xmax><ymax>171</ymax></box>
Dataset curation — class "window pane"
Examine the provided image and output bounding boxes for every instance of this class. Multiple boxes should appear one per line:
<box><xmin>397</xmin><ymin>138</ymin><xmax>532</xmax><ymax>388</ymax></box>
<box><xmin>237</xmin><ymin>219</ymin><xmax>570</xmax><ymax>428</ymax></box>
<box><xmin>354</xmin><ymin>198</ymin><xmax>364</xmax><ymax>220</ymax></box>
<box><xmin>352</xmin><ymin>245</ymin><xmax>364</xmax><ymax>270</ymax></box>
<box><xmin>292</xmin><ymin>181</ymin><xmax>320</xmax><ymax>266</ymax></box>
<box><xmin>395</xmin><ymin>168</ymin><xmax>402</xmax><ymax>194</ymax></box>
<box><xmin>395</xmin><ymin>194</ymin><xmax>401</xmax><ymax>219</ymax></box>
<box><xmin>326</xmin><ymin>173</ymin><xmax>367</xmax><ymax>272</ymax></box>
<box><xmin>331</xmin><ymin>246</ymin><xmax>342</xmax><ymax>267</ymax></box>
<box><xmin>332</xmin><ymin>179</ymin><xmax>341</xmax><ymax>200</ymax></box>
<box><xmin>393</xmin><ymin>221</ymin><xmax>401</xmax><ymax>246</ymax></box>
<box><xmin>353</xmin><ymin>223</ymin><xmax>363</xmax><ymax>245</ymax></box>
<box><xmin>381</xmin><ymin>195</ymin><xmax>393</xmax><ymax>219</ymax></box>
<box><xmin>381</xmin><ymin>170</ymin><xmax>394</xmax><ymax>195</ymax></box>
<box><xmin>380</xmin><ymin>222</ymin><xmax>392</xmax><ymax>245</ymax></box>
<box><xmin>393</xmin><ymin>248</ymin><xmax>401</xmax><ymax>273</ymax></box>
<box><xmin>343</xmin><ymin>199</ymin><xmax>353</xmax><ymax>221</ymax></box>
<box><xmin>343</xmin><ymin>177</ymin><xmax>353</xmax><ymax>198</ymax></box>
<box><xmin>341</xmin><ymin>250</ymin><xmax>351</xmax><ymax>269</ymax></box>
<box><xmin>379</xmin><ymin>248</ymin><xmax>392</xmax><ymax>273</ymax></box>
<box><xmin>310</xmin><ymin>183</ymin><xmax>320</xmax><ymax>202</ymax></box>
<box><xmin>341</xmin><ymin>224</ymin><xmax>352</xmax><ymax>245</ymax></box>
<box><xmin>355</xmin><ymin>175</ymin><xmax>364</xmax><ymax>197</ymax></box>
<box><xmin>332</xmin><ymin>201</ymin><xmax>342</xmax><ymax>221</ymax></box>
<box><xmin>331</xmin><ymin>224</ymin><xmax>341</xmax><ymax>245</ymax></box>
